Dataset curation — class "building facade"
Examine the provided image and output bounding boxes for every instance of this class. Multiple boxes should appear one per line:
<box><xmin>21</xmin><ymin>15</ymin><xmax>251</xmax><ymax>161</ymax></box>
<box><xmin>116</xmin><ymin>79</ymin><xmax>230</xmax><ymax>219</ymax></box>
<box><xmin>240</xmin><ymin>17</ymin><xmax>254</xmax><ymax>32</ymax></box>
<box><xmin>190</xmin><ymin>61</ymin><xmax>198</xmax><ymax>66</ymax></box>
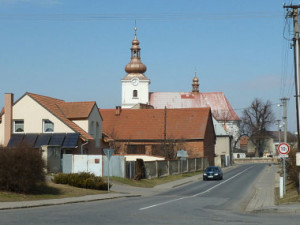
<box><xmin>0</xmin><ymin>92</ymin><xmax>103</xmax><ymax>154</ymax></box>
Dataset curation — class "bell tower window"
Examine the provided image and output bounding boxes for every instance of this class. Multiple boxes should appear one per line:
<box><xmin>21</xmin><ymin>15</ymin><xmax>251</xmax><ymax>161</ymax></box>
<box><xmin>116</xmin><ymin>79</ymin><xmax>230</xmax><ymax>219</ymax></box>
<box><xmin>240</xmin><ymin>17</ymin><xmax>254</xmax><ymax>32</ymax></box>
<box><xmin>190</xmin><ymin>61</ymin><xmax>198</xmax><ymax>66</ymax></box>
<box><xmin>133</xmin><ymin>90</ymin><xmax>138</xmax><ymax>98</ymax></box>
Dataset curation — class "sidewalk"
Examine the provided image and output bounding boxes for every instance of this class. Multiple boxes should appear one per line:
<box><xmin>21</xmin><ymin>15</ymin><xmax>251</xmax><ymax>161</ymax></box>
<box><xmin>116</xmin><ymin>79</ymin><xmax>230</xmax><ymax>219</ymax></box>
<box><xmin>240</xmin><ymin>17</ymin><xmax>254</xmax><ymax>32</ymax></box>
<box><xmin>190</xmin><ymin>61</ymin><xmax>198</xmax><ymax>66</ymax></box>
<box><xmin>245</xmin><ymin>164</ymin><xmax>300</xmax><ymax>214</ymax></box>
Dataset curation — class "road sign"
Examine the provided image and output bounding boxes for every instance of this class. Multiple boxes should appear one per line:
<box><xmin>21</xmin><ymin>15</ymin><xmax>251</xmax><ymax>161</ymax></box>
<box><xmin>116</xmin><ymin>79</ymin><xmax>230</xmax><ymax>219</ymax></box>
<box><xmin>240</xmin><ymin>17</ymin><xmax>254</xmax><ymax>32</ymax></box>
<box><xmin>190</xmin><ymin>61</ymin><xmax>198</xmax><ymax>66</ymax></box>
<box><xmin>278</xmin><ymin>154</ymin><xmax>289</xmax><ymax>158</ymax></box>
<box><xmin>103</xmin><ymin>148</ymin><xmax>114</xmax><ymax>192</ymax></box>
<box><xmin>177</xmin><ymin>150</ymin><xmax>188</xmax><ymax>158</ymax></box>
<box><xmin>278</xmin><ymin>143</ymin><xmax>290</xmax><ymax>155</ymax></box>
<box><xmin>103</xmin><ymin>148</ymin><xmax>114</xmax><ymax>160</ymax></box>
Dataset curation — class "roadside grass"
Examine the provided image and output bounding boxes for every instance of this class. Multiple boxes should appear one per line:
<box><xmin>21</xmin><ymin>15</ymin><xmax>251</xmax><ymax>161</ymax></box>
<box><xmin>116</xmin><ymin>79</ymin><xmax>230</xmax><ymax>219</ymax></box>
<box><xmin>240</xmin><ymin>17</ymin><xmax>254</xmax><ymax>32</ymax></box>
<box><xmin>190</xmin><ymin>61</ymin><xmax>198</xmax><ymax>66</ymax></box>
<box><xmin>0</xmin><ymin>181</ymin><xmax>107</xmax><ymax>202</ymax></box>
<box><xmin>109</xmin><ymin>171</ymin><xmax>203</xmax><ymax>188</ymax></box>
<box><xmin>275</xmin><ymin>180</ymin><xmax>300</xmax><ymax>205</ymax></box>
<box><xmin>0</xmin><ymin>171</ymin><xmax>203</xmax><ymax>202</ymax></box>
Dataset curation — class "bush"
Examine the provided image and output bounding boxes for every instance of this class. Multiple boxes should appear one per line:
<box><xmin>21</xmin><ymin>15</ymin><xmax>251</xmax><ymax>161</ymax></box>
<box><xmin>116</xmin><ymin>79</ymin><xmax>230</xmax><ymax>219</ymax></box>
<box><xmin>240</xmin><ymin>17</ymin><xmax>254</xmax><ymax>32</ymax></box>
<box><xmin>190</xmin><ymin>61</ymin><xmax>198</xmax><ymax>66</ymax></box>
<box><xmin>286</xmin><ymin>147</ymin><xmax>299</xmax><ymax>186</ymax></box>
<box><xmin>53</xmin><ymin>172</ymin><xmax>111</xmax><ymax>190</ymax></box>
<box><xmin>0</xmin><ymin>146</ymin><xmax>45</xmax><ymax>193</ymax></box>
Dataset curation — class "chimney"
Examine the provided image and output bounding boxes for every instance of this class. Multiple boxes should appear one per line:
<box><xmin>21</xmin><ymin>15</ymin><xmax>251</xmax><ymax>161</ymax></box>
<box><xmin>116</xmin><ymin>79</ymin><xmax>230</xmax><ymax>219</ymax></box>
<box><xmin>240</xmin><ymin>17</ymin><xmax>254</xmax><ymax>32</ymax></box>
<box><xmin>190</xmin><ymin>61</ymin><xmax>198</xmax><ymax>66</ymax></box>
<box><xmin>115</xmin><ymin>106</ymin><xmax>121</xmax><ymax>116</ymax></box>
<box><xmin>4</xmin><ymin>93</ymin><xmax>13</xmax><ymax>146</ymax></box>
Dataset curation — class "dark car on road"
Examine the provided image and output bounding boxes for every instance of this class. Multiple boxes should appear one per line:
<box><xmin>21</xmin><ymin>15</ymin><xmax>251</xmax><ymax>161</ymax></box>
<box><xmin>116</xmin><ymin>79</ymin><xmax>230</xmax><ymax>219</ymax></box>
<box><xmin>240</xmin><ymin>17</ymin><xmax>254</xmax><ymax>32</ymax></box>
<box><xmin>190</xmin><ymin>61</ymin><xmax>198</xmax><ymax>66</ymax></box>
<box><xmin>203</xmin><ymin>166</ymin><xmax>223</xmax><ymax>180</ymax></box>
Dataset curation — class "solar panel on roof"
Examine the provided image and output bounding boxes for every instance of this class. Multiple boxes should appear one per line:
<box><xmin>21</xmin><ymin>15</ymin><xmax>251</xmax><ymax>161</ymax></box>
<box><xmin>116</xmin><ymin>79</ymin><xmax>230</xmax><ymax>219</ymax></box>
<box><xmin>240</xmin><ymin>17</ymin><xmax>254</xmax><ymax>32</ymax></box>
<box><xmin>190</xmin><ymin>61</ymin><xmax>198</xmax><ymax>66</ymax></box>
<box><xmin>34</xmin><ymin>134</ymin><xmax>51</xmax><ymax>148</ymax></box>
<box><xmin>7</xmin><ymin>134</ymin><xmax>24</xmax><ymax>148</ymax></box>
<box><xmin>62</xmin><ymin>133</ymin><xmax>79</xmax><ymax>148</ymax></box>
<box><xmin>49</xmin><ymin>133</ymin><xmax>65</xmax><ymax>146</ymax></box>
<box><xmin>22</xmin><ymin>134</ymin><xmax>38</xmax><ymax>147</ymax></box>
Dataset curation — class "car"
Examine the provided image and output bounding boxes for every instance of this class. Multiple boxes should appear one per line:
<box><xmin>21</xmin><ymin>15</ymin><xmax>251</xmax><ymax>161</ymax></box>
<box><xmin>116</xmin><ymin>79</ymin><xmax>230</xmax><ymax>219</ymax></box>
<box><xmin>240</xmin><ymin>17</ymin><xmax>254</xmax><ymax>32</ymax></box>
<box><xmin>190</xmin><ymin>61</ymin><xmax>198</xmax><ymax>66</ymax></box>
<box><xmin>203</xmin><ymin>166</ymin><xmax>223</xmax><ymax>180</ymax></box>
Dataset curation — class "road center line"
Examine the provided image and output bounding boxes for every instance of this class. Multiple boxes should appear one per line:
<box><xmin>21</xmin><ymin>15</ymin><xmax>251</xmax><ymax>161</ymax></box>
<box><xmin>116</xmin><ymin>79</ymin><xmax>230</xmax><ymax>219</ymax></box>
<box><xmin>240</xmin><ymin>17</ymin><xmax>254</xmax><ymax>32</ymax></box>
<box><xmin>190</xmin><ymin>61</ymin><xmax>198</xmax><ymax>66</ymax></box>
<box><xmin>139</xmin><ymin>166</ymin><xmax>254</xmax><ymax>211</ymax></box>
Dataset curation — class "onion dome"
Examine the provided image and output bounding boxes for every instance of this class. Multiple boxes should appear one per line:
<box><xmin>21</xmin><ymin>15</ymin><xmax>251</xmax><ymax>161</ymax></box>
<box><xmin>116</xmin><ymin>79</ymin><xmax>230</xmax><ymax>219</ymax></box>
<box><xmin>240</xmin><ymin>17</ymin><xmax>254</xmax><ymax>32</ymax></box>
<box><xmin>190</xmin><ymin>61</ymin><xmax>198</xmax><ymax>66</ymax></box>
<box><xmin>125</xmin><ymin>27</ymin><xmax>147</xmax><ymax>74</ymax></box>
<box><xmin>192</xmin><ymin>72</ymin><xmax>199</xmax><ymax>93</ymax></box>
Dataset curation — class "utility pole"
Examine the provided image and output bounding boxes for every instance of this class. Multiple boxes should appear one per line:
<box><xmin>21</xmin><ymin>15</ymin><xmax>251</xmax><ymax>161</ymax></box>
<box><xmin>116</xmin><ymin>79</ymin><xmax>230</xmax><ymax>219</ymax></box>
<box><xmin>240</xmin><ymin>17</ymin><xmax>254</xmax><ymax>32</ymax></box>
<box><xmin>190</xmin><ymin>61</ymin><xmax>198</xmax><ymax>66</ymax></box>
<box><xmin>281</xmin><ymin>97</ymin><xmax>289</xmax><ymax>194</ymax></box>
<box><xmin>281</xmin><ymin>98</ymin><xmax>290</xmax><ymax>143</ymax></box>
<box><xmin>276</xmin><ymin>119</ymin><xmax>281</xmax><ymax>152</ymax></box>
<box><xmin>284</xmin><ymin>4</ymin><xmax>300</xmax><ymax>148</ymax></box>
<box><xmin>284</xmin><ymin>3</ymin><xmax>300</xmax><ymax>194</ymax></box>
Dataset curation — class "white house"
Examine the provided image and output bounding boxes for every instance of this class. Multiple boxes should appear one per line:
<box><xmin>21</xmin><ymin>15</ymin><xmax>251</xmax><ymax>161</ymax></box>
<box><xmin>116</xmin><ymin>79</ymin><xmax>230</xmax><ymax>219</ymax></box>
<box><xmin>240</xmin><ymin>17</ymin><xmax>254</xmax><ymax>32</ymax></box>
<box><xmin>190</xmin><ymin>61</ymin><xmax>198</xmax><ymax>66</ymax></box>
<box><xmin>0</xmin><ymin>92</ymin><xmax>103</xmax><ymax>155</ymax></box>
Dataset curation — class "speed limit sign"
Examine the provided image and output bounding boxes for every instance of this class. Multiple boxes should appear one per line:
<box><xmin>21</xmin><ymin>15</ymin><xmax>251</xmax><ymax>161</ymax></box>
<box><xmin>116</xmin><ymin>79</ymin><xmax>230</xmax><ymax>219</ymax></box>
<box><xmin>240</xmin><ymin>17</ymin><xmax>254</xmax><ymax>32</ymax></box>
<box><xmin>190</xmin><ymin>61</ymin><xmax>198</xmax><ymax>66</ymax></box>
<box><xmin>278</xmin><ymin>143</ymin><xmax>290</xmax><ymax>155</ymax></box>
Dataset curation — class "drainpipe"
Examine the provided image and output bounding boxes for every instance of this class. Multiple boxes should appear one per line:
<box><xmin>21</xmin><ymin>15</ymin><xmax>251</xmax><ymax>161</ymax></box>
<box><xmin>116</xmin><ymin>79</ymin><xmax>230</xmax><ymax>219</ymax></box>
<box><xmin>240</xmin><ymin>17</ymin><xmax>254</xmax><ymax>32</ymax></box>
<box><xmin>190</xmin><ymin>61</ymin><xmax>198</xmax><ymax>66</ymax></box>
<box><xmin>81</xmin><ymin>137</ymin><xmax>88</xmax><ymax>155</ymax></box>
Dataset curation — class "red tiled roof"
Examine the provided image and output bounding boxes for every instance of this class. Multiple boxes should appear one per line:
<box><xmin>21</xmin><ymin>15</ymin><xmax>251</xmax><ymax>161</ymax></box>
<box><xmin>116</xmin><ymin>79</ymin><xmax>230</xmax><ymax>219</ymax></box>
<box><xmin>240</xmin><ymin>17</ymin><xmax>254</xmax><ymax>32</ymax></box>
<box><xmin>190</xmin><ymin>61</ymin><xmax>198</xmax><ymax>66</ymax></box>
<box><xmin>59</xmin><ymin>102</ymin><xmax>96</xmax><ymax>119</ymax></box>
<box><xmin>149</xmin><ymin>92</ymin><xmax>240</xmax><ymax>121</ymax></box>
<box><xmin>100</xmin><ymin>108</ymin><xmax>212</xmax><ymax>140</ymax></box>
<box><xmin>240</xmin><ymin>136</ymin><xmax>249</xmax><ymax>145</ymax></box>
<box><xmin>26</xmin><ymin>92</ymin><xmax>94</xmax><ymax>140</ymax></box>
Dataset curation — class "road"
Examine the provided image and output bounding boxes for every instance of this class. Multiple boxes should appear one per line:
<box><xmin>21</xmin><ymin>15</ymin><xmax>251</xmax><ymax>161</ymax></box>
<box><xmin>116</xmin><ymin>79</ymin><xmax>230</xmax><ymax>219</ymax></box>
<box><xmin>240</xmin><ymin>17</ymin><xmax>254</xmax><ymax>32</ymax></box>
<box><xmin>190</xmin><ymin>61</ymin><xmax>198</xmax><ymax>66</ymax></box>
<box><xmin>1</xmin><ymin>164</ymin><xmax>300</xmax><ymax>225</ymax></box>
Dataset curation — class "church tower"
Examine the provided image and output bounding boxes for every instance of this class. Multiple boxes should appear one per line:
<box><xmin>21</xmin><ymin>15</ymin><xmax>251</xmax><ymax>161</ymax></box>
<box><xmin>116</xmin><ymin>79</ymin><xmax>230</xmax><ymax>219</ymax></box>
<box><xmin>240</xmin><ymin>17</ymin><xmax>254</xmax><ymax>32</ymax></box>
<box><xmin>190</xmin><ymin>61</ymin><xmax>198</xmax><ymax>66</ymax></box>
<box><xmin>121</xmin><ymin>27</ymin><xmax>150</xmax><ymax>108</ymax></box>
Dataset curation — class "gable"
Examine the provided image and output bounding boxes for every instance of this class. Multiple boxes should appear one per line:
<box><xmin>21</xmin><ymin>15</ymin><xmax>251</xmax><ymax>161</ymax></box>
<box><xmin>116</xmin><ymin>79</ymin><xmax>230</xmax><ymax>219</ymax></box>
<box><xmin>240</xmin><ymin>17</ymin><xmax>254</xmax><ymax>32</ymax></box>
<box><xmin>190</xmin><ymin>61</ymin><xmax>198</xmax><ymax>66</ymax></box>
<box><xmin>26</xmin><ymin>93</ymin><xmax>93</xmax><ymax>139</ymax></box>
<box><xmin>13</xmin><ymin>95</ymin><xmax>74</xmax><ymax>133</ymax></box>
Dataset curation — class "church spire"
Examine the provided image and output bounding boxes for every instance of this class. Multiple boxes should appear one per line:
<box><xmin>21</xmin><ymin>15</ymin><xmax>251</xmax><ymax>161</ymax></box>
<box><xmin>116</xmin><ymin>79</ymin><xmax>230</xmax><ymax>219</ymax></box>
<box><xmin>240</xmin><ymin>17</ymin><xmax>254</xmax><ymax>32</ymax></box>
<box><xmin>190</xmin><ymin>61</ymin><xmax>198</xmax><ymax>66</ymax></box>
<box><xmin>192</xmin><ymin>71</ymin><xmax>199</xmax><ymax>93</ymax></box>
<box><xmin>125</xmin><ymin>27</ymin><xmax>147</xmax><ymax>74</ymax></box>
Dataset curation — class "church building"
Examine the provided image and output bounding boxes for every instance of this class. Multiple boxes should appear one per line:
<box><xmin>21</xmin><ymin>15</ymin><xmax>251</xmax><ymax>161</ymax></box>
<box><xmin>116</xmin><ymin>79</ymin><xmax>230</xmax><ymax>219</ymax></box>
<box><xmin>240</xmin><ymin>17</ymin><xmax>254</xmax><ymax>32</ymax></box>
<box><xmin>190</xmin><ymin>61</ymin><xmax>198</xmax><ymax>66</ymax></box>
<box><xmin>120</xmin><ymin>27</ymin><xmax>240</xmax><ymax>148</ymax></box>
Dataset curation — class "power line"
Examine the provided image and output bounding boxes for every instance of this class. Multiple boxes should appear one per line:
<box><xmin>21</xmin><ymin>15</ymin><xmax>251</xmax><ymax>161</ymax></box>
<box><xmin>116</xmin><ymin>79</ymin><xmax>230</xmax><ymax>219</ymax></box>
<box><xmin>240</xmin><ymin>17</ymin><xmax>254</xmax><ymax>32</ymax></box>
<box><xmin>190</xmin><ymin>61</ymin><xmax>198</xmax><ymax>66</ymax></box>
<box><xmin>0</xmin><ymin>12</ymin><xmax>283</xmax><ymax>21</ymax></box>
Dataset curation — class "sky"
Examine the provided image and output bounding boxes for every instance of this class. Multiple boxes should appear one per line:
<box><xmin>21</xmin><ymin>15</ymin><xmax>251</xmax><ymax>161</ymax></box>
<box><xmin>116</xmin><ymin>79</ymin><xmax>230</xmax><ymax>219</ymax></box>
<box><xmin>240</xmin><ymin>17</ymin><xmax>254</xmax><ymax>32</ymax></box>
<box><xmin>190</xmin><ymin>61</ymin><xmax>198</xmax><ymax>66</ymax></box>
<box><xmin>0</xmin><ymin>0</ymin><xmax>298</xmax><ymax>133</ymax></box>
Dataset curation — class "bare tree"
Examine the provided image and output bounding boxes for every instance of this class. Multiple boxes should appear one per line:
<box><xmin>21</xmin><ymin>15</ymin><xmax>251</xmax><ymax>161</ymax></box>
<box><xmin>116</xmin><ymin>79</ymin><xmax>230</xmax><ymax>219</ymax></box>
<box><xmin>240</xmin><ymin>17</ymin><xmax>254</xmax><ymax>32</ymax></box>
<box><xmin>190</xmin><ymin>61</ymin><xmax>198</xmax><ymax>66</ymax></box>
<box><xmin>241</xmin><ymin>98</ymin><xmax>275</xmax><ymax>157</ymax></box>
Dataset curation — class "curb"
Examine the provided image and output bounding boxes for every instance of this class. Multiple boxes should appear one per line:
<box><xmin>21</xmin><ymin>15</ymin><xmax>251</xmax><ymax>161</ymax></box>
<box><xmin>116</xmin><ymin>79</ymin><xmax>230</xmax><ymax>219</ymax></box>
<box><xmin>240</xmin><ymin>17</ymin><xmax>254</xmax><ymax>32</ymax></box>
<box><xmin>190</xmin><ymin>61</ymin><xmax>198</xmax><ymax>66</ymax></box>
<box><xmin>0</xmin><ymin>194</ymin><xmax>141</xmax><ymax>211</ymax></box>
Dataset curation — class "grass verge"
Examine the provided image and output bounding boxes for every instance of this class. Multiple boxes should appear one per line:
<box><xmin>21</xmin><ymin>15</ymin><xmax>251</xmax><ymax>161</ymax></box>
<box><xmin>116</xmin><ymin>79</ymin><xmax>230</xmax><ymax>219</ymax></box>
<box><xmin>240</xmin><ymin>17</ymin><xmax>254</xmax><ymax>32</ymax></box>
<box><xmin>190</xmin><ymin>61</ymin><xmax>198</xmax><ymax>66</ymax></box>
<box><xmin>0</xmin><ymin>171</ymin><xmax>203</xmax><ymax>202</ymax></box>
<box><xmin>110</xmin><ymin>171</ymin><xmax>203</xmax><ymax>188</ymax></box>
<box><xmin>275</xmin><ymin>180</ymin><xmax>300</xmax><ymax>205</ymax></box>
<box><xmin>0</xmin><ymin>181</ymin><xmax>107</xmax><ymax>202</ymax></box>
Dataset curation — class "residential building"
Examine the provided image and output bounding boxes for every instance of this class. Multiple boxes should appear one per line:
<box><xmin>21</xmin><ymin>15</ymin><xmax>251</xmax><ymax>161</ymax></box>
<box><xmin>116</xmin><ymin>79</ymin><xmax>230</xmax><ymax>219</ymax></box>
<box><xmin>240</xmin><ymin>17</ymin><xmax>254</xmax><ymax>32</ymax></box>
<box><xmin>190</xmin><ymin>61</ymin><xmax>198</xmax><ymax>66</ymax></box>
<box><xmin>213</xmin><ymin>118</ymin><xmax>232</xmax><ymax>166</ymax></box>
<box><xmin>100</xmin><ymin>107</ymin><xmax>216</xmax><ymax>165</ymax></box>
<box><xmin>0</xmin><ymin>92</ymin><xmax>103</xmax><ymax>154</ymax></box>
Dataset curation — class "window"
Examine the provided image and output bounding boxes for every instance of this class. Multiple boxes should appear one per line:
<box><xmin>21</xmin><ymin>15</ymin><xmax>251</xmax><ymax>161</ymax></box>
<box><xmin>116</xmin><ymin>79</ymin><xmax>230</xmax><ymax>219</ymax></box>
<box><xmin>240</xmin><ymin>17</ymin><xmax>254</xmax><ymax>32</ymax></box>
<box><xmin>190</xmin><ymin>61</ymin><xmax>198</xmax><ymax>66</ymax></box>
<box><xmin>133</xmin><ymin>90</ymin><xmax>138</xmax><ymax>98</ymax></box>
<box><xmin>43</xmin><ymin>119</ymin><xmax>54</xmax><ymax>132</ymax></box>
<box><xmin>14</xmin><ymin>120</ymin><xmax>24</xmax><ymax>133</ymax></box>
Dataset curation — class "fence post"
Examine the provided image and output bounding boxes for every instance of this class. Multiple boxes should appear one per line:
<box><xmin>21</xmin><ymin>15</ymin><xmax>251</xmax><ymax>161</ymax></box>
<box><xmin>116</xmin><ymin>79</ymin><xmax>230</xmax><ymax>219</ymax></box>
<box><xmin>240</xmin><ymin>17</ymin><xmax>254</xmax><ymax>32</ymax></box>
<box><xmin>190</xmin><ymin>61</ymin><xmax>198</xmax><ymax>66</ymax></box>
<box><xmin>195</xmin><ymin>158</ymin><xmax>197</xmax><ymax>172</ymax></box>
<box><xmin>187</xmin><ymin>159</ymin><xmax>189</xmax><ymax>173</ymax></box>
<box><xmin>156</xmin><ymin>161</ymin><xmax>159</xmax><ymax>178</ymax></box>
<box><xmin>168</xmin><ymin>160</ymin><xmax>170</xmax><ymax>175</ymax></box>
<box><xmin>178</xmin><ymin>160</ymin><xmax>180</xmax><ymax>174</ymax></box>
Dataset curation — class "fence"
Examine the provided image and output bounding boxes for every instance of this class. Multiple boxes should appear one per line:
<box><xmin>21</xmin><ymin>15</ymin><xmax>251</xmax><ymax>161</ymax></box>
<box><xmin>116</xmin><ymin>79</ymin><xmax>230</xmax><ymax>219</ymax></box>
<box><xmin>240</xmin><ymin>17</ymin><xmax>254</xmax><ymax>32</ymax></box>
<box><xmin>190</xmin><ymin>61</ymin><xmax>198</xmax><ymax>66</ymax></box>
<box><xmin>142</xmin><ymin>157</ymin><xmax>209</xmax><ymax>179</ymax></box>
<box><xmin>61</xmin><ymin>154</ymin><xmax>208</xmax><ymax>179</ymax></box>
<box><xmin>62</xmin><ymin>154</ymin><xmax>103</xmax><ymax>176</ymax></box>
<box><xmin>103</xmin><ymin>155</ymin><xmax>126</xmax><ymax>177</ymax></box>
<box><xmin>233</xmin><ymin>157</ymin><xmax>278</xmax><ymax>165</ymax></box>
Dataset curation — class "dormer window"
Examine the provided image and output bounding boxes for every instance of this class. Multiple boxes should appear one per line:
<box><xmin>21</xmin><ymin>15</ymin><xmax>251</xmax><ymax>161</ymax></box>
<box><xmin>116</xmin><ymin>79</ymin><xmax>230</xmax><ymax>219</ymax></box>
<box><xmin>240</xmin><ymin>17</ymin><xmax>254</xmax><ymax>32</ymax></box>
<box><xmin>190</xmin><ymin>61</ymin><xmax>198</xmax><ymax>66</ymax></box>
<box><xmin>14</xmin><ymin>120</ymin><xmax>24</xmax><ymax>133</ymax></box>
<box><xmin>43</xmin><ymin>119</ymin><xmax>54</xmax><ymax>133</ymax></box>
<box><xmin>133</xmin><ymin>90</ymin><xmax>138</xmax><ymax>98</ymax></box>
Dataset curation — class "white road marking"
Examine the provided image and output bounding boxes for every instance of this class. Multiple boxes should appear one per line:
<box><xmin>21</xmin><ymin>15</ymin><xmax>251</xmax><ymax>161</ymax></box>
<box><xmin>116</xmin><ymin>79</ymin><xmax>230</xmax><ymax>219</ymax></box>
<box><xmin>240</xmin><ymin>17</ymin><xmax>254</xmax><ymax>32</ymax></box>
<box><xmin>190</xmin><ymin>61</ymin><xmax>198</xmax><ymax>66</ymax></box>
<box><xmin>139</xmin><ymin>166</ymin><xmax>254</xmax><ymax>211</ymax></box>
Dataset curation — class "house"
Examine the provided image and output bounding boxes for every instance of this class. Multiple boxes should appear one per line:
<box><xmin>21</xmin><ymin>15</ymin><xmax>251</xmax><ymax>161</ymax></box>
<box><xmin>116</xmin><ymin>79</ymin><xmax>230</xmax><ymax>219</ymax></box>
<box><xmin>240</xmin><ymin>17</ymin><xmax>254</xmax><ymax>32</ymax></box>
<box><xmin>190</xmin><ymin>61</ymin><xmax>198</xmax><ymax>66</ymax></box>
<box><xmin>233</xmin><ymin>148</ymin><xmax>247</xmax><ymax>159</ymax></box>
<box><xmin>100</xmin><ymin>107</ymin><xmax>216</xmax><ymax>165</ymax></box>
<box><xmin>213</xmin><ymin>117</ymin><xmax>232</xmax><ymax>167</ymax></box>
<box><xmin>0</xmin><ymin>92</ymin><xmax>103</xmax><ymax>155</ymax></box>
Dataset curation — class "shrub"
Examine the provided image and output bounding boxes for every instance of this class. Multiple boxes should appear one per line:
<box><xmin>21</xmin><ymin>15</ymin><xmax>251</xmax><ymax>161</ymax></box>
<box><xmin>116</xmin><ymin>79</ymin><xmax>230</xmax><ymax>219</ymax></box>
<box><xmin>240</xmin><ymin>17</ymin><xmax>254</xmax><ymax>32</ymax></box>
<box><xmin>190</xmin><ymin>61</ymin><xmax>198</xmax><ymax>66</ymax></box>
<box><xmin>53</xmin><ymin>172</ymin><xmax>111</xmax><ymax>190</ymax></box>
<box><xmin>286</xmin><ymin>147</ymin><xmax>299</xmax><ymax>186</ymax></box>
<box><xmin>0</xmin><ymin>146</ymin><xmax>45</xmax><ymax>193</ymax></box>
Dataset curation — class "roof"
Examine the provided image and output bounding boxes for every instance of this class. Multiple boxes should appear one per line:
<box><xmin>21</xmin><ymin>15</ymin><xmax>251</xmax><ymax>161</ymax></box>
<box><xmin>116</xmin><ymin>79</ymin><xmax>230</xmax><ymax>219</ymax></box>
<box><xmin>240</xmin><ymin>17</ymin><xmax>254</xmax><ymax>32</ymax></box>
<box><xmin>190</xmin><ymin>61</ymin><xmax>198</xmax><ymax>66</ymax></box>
<box><xmin>149</xmin><ymin>92</ymin><xmax>240</xmax><ymax>121</ymax></box>
<box><xmin>100</xmin><ymin>108</ymin><xmax>213</xmax><ymax>141</ymax></box>
<box><xmin>26</xmin><ymin>92</ymin><xmax>94</xmax><ymax>140</ymax></box>
<box><xmin>59</xmin><ymin>102</ymin><xmax>96</xmax><ymax>119</ymax></box>
<box><xmin>240</xmin><ymin>136</ymin><xmax>249</xmax><ymax>146</ymax></box>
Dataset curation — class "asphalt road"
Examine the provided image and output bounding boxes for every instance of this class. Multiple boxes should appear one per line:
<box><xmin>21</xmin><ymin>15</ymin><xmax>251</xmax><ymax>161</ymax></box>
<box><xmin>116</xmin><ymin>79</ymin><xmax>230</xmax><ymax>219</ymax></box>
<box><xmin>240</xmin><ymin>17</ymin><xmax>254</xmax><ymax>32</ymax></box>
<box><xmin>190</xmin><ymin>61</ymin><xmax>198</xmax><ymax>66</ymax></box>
<box><xmin>1</xmin><ymin>164</ymin><xmax>300</xmax><ymax>225</ymax></box>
